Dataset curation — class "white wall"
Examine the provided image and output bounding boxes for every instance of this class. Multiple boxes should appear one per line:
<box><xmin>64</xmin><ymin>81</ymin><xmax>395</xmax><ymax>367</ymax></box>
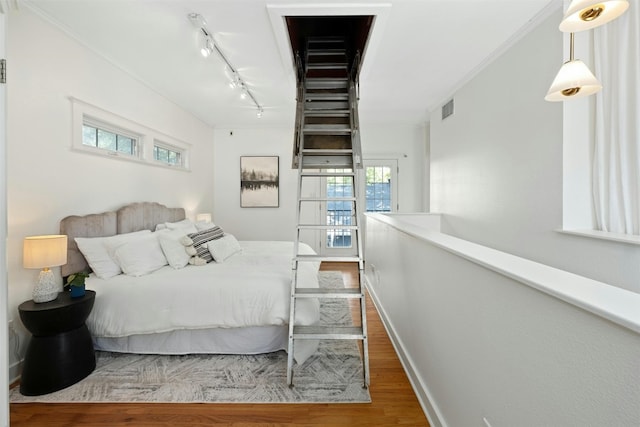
<box><xmin>213</xmin><ymin>124</ymin><xmax>426</xmax><ymax>244</ymax></box>
<box><xmin>430</xmin><ymin>9</ymin><xmax>640</xmax><ymax>293</ymax></box>
<box><xmin>360</xmin><ymin>123</ymin><xmax>426</xmax><ymax>213</ymax></box>
<box><xmin>365</xmin><ymin>214</ymin><xmax>640</xmax><ymax>427</ymax></box>
<box><xmin>6</xmin><ymin>7</ymin><xmax>215</xmax><ymax>375</ymax></box>
<box><xmin>212</xmin><ymin>128</ymin><xmax>297</xmax><ymax>241</ymax></box>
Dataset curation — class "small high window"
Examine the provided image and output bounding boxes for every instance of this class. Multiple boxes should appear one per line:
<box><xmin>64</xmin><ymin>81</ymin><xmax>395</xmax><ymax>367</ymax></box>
<box><xmin>154</xmin><ymin>142</ymin><xmax>183</xmax><ymax>167</ymax></box>
<box><xmin>82</xmin><ymin>123</ymin><xmax>138</xmax><ymax>157</ymax></box>
<box><xmin>71</xmin><ymin>98</ymin><xmax>191</xmax><ymax>171</ymax></box>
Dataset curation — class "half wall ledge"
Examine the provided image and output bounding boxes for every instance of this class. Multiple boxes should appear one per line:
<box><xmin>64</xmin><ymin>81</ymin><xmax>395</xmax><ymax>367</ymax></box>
<box><xmin>365</xmin><ymin>212</ymin><xmax>640</xmax><ymax>334</ymax></box>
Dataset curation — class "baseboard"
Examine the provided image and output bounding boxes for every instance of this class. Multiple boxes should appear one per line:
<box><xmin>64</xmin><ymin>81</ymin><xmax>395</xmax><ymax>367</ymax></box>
<box><xmin>365</xmin><ymin>274</ymin><xmax>447</xmax><ymax>427</ymax></box>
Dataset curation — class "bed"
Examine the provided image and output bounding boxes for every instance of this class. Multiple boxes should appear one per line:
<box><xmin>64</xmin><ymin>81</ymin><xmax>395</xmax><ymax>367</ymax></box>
<box><xmin>60</xmin><ymin>202</ymin><xmax>320</xmax><ymax>364</ymax></box>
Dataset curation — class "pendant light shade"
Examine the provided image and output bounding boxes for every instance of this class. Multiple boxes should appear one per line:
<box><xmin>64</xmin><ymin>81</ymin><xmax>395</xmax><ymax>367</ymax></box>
<box><xmin>559</xmin><ymin>0</ymin><xmax>629</xmax><ymax>32</ymax></box>
<box><xmin>545</xmin><ymin>59</ymin><xmax>602</xmax><ymax>101</ymax></box>
<box><xmin>545</xmin><ymin>32</ymin><xmax>602</xmax><ymax>102</ymax></box>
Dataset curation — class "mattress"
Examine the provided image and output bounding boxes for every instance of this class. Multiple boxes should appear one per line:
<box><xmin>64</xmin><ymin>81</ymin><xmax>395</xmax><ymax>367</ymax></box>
<box><xmin>86</xmin><ymin>241</ymin><xmax>320</xmax><ymax>364</ymax></box>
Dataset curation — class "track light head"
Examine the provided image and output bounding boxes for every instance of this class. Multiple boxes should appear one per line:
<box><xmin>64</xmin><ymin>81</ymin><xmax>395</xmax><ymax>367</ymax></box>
<box><xmin>188</xmin><ymin>13</ymin><xmax>207</xmax><ymax>29</ymax></box>
<box><xmin>229</xmin><ymin>73</ymin><xmax>240</xmax><ymax>89</ymax></box>
<box><xmin>200</xmin><ymin>38</ymin><xmax>213</xmax><ymax>58</ymax></box>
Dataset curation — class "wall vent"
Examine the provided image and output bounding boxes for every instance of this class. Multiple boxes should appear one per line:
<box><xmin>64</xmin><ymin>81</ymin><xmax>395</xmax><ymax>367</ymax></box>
<box><xmin>441</xmin><ymin>98</ymin><xmax>454</xmax><ymax>120</ymax></box>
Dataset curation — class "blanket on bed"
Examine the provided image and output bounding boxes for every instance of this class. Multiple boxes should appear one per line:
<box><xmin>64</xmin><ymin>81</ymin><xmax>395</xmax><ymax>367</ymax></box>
<box><xmin>86</xmin><ymin>241</ymin><xmax>319</xmax><ymax>337</ymax></box>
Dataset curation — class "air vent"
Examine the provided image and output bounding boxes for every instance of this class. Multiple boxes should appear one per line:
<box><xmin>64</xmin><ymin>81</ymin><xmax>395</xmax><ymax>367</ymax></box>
<box><xmin>441</xmin><ymin>99</ymin><xmax>454</xmax><ymax>120</ymax></box>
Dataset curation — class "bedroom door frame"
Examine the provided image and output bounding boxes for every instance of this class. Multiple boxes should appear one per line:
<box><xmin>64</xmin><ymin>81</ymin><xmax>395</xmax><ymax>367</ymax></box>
<box><xmin>316</xmin><ymin>159</ymin><xmax>399</xmax><ymax>257</ymax></box>
<box><xmin>317</xmin><ymin>168</ymin><xmax>358</xmax><ymax>257</ymax></box>
<box><xmin>362</xmin><ymin>159</ymin><xmax>398</xmax><ymax>213</ymax></box>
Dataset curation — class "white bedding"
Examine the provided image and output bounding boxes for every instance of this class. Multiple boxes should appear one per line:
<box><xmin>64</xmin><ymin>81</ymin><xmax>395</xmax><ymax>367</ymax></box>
<box><xmin>85</xmin><ymin>241</ymin><xmax>320</xmax><ymax>361</ymax></box>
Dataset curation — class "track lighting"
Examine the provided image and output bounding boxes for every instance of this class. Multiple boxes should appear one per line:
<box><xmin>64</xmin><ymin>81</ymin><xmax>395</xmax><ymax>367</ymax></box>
<box><xmin>187</xmin><ymin>12</ymin><xmax>263</xmax><ymax>117</ymax></box>
<box><xmin>228</xmin><ymin>72</ymin><xmax>240</xmax><ymax>89</ymax></box>
<box><xmin>200</xmin><ymin>38</ymin><xmax>213</xmax><ymax>58</ymax></box>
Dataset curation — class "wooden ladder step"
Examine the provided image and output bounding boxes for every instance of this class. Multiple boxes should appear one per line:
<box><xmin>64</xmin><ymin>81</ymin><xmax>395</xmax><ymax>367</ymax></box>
<box><xmin>294</xmin><ymin>255</ymin><xmax>361</xmax><ymax>263</ymax></box>
<box><xmin>293</xmin><ymin>287</ymin><xmax>363</xmax><ymax>298</ymax></box>
<box><xmin>301</xmin><ymin>149</ymin><xmax>353</xmax><ymax>155</ymax></box>
<box><xmin>299</xmin><ymin>171</ymin><xmax>354</xmax><ymax>177</ymax></box>
<box><xmin>304</xmin><ymin>101</ymin><xmax>349</xmax><ymax>110</ymax></box>
<box><xmin>307</xmin><ymin>49</ymin><xmax>347</xmax><ymax>56</ymax></box>
<box><xmin>304</xmin><ymin>110</ymin><xmax>350</xmax><ymax>117</ymax></box>
<box><xmin>301</xmin><ymin>157</ymin><xmax>354</xmax><ymax>169</ymax></box>
<box><xmin>303</xmin><ymin>125</ymin><xmax>352</xmax><ymax>135</ymax></box>
<box><xmin>292</xmin><ymin>326</ymin><xmax>365</xmax><ymax>340</ymax></box>
<box><xmin>305</xmin><ymin>93</ymin><xmax>348</xmax><ymax>101</ymax></box>
<box><xmin>306</xmin><ymin>78</ymin><xmax>349</xmax><ymax>90</ymax></box>
<box><xmin>296</xmin><ymin>224</ymin><xmax>358</xmax><ymax>230</ymax></box>
<box><xmin>307</xmin><ymin>62</ymin><xmax>348</xmax><ymax>70</ymax></box>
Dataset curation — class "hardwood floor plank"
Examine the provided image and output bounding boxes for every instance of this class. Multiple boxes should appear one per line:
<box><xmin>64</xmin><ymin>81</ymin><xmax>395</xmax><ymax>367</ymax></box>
<box><xmin>10</xmin><ymin>263</ymin><xmax>429</xmax><ymax>426</ymax></box>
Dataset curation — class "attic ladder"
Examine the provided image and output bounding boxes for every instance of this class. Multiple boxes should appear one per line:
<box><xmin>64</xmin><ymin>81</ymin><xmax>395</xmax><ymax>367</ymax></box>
<box><xmin>287</xmin><ymin>37</ymin><xmax>369</xmax><ymax>388</ymax></box>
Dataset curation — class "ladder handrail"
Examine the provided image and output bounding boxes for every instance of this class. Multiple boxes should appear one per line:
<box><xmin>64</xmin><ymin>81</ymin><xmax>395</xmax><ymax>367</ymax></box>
<box><xmin>349</xmin><ymin>50</ymin><xmax>361</xmax><ymax>101</ymax></box>
<box><xmin>292</xmin><ymin>51</ymin><xmax>305</xmax><ymax>169</ymax></box>
<box><xmin>349</xmin><ymin>79</ymin><xmax>363</xmax><ymax>169</ymax></box>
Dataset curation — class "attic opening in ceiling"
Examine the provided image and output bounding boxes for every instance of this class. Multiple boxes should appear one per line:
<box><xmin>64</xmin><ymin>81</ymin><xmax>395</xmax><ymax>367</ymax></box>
<box><xmin>286</xmin><ymin>16</ymin><xmax>374</xmax><ymax>73</ymax></box>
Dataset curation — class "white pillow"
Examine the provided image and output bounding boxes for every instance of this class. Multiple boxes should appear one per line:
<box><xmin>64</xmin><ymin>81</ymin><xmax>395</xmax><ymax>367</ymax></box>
<box><xmin>165</xmin><ymin>219</ymin><xmax>195</xmax><ymax>230</ymax></box>
<box><xmin>195</xmin><ymin>221</ymin><xmax>216</xmax><ymax>231</ymax></box>
<box><xmin>158</xmin><ymin>226</ymin><xmax>197</xmax><ymax>269</ymax></box>
<box><xmin>114</xmin><ymin>234</ymin><xmax>168</xmax><ymax>277</ymax></box>
<box><xmin>103</xmin><ymin>230</ymin><xmax>153</xmax><ymax>263</ymax></box>
<box><xmin>155</xmin><ymin>218</ymin><xmax>194</xmax><ymax>231</ymax></box>
<box><xmin>207</xmin><ymin>234</ymin><xmax>242</xmax><ymax>262</ymax></box>
<box><xmin>75</xmin><ymin>230</ymin><xmax>151</xmax><ymax>279</ymax></box>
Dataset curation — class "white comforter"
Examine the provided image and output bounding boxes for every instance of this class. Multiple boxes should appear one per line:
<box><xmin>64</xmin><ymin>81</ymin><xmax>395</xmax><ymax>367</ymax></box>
<box><xmin>86</xmin><ymin>241</ymin><xmax>320</xmax><ymax>338</ymax></box>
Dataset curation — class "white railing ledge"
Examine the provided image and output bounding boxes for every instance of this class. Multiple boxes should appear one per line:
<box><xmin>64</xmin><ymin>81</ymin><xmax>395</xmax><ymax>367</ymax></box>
<box><xmin>558</xmin><ymin>228</ymin><xmax>640</xmax><ymax>246</ymax></box>
<box><xmin>366</xmin><ymin>213</ymin><xmax>640</xmax><ymax>335</ymax></box>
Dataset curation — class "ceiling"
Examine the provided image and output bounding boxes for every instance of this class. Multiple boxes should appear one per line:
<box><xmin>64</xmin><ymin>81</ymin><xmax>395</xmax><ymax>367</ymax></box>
<box><xmin>23</xmin><ymin>0</ymin><xmax>560</xmax><ymax>129</ymax></box>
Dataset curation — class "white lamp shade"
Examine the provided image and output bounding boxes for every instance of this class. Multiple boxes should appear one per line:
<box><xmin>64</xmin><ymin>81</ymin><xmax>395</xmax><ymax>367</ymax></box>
<box><xmin>23</xmin><ymin>235</ymin><xmax>68</xmax><ymax>269</ymax></box>
<box><xmin>545</xmin><ymin>59</ymin><xmax>602</xmax><ymax>101</ymax></box>
<box><xmin>560</xmin><ymin>0</ymin><xmax>629</xmax><ymax>32</ymax></box>
<box><xmin>196</xmin><ymin>213</ymin><xmax>212</xmax><ymax>223</ymax></box>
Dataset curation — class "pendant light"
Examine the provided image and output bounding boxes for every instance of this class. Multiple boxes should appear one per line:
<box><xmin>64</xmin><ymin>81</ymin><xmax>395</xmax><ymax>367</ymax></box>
<box><xmin>559</xmin><ymin>0</ymin><xmax>629</xmax><ymax>32</ymax></box>
<box><xmin>545</xmin><ymin>33</ymin><xmax>602</xmax><ymax>102</ymax></box>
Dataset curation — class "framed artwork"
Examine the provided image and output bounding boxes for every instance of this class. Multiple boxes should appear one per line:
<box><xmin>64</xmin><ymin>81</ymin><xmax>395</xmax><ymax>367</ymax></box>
<box><xmin>240</xmin><ymin>156</ymin><xmax>279</xmax><ymax>208</ymax></box>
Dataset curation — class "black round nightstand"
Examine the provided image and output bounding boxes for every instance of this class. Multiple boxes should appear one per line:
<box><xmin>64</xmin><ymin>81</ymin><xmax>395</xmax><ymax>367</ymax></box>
<box><xmin>18</xmin><ymin>290</ymin><xmax>96</xmax><ymax>396</ymax></box>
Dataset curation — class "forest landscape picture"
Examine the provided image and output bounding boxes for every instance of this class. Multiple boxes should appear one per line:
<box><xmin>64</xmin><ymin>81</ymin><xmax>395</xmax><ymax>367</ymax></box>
<box><xmin>240</xmin><ymin>156</ymin><xmax>279</xmax><ymax>207</ymax></box>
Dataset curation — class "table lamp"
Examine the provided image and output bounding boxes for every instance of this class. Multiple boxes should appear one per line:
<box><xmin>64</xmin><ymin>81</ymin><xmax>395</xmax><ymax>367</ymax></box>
<box><xmin>196</xmin><ymin>213</ymin><xmax>212</xmax><ymax>223</ymax></box>
<box><xmin>23</xmin><ymin>235</ymin><xmax>68</xmax><ymax>303</ymax></box>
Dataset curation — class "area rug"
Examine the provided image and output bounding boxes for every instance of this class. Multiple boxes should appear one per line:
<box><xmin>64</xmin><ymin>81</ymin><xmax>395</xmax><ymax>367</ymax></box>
<box><xmin>10</xmin><ymin>271</ymin><xmax>370</xmax><ymax>404</ymax></box>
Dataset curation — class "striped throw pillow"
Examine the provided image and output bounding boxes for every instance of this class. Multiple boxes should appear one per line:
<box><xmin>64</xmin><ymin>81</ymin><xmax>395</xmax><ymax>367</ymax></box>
<box><xmin>187</xmin><ymin>226</ymin><xmax>224</xmax><ymax>263</ymax></box>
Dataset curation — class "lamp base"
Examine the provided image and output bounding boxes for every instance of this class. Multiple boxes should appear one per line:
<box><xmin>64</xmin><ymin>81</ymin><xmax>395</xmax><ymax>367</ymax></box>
<box><xmin>33</xmin><ymin>269</ymin><xmax>61</xmax><ymax>303</ymax></box>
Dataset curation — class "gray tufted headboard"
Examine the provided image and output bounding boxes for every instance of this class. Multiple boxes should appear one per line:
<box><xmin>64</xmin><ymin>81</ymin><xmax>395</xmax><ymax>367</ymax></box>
<box><xmin>59</xmin><ymin>202</ymin><xmax>185</xmax><ymax>277</ymax></box>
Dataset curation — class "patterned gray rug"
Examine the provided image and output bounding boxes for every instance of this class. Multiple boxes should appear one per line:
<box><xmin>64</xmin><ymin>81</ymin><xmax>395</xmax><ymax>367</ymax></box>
<box><xmin>10</xmin><ymin>271</ymin><xmax>370</xmax><ymax>404</ymax></box>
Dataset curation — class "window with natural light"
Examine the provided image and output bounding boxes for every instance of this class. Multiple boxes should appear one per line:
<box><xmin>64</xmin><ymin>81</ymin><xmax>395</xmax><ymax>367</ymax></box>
<box><xmin>82</xmin><ymin>123</ymin><xmax>138</xmax><ymax>158</ymax></box>
<box><xmin>326</xmin><ymin>169</ymin><xmax>354</xmax><ymax>249</ymax></box>
<box><xmin>365</xmin><ymin>165</ymin><xmax>392</xmax><ymax>213</ymax></box>
<box><xmin>71</xmin><ymin>98</ymin><xmax>191</xmax><ymax>171</ymax></box>
<box><xmin>154</xmin><ymin>142</ymin><xmax>183</xmax><ymax>167</ymax></box>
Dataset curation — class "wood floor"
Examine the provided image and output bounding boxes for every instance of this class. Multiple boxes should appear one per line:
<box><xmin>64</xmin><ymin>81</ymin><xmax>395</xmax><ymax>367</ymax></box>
<box><xmin>10</xmin><ymin>263</ymin><xmax>429</xmax><ymax>427</ymax></box>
